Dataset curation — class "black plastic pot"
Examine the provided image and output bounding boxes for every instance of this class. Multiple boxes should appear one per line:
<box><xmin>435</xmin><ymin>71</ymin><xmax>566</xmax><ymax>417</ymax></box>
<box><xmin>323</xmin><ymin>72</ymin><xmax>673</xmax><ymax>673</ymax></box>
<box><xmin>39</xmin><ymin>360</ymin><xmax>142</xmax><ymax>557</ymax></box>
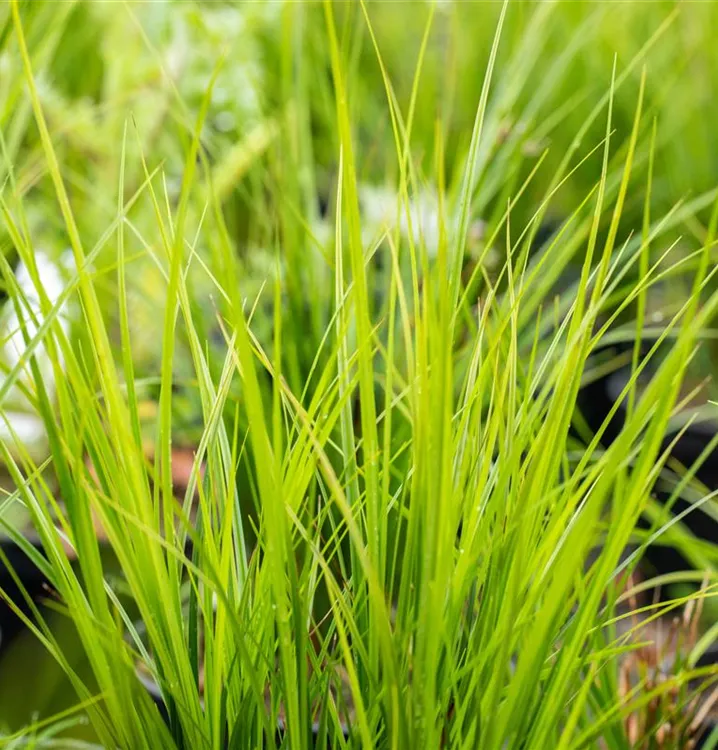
<box><xmin>575</xmin><ymin>341</ymin><xmax>718</xmax><ymax>578</ymax></box>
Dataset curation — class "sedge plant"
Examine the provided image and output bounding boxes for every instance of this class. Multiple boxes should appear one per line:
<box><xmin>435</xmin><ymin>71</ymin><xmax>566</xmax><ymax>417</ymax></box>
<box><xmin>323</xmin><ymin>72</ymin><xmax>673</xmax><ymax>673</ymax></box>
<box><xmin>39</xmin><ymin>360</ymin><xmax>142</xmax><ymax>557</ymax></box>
<box><xmin>0</xmin><ymin>1</ymin><xmax>717</xmax><ymax>749</ymax></box>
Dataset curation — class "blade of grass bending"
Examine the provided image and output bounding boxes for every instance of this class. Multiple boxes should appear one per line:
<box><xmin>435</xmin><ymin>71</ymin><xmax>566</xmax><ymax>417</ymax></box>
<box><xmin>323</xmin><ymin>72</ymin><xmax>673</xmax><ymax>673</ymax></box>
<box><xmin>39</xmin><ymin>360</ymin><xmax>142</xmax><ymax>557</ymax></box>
<box><xmin>450</xmin><ymin>0</ymin><xmax>508</xmax><ymax>313</ymax></box>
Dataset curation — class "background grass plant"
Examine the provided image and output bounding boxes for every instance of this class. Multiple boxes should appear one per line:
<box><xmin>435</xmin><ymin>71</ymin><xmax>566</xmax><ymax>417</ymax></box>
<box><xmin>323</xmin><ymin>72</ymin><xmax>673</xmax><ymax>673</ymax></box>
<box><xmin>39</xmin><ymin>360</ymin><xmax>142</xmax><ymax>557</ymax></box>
<box><xmin>0</xmin><ymin>1</ymin><xmax>717</xmax><ymax>748</ymax></box>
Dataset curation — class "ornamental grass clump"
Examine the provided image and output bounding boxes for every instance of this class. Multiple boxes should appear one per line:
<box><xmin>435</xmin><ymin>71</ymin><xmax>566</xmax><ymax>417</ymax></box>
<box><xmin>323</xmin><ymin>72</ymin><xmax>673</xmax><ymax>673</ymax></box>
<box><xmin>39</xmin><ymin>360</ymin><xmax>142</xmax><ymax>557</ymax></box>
<box><xmin>0</xmin><ymin>2</ymin><xmax>716</xmax><ymax>748</ymax></box>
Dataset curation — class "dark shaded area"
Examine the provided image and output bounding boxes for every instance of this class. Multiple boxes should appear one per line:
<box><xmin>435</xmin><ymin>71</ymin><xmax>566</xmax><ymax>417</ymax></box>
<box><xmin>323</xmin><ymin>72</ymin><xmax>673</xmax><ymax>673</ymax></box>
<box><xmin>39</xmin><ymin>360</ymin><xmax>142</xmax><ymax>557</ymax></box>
<box><xmin>575</xmin><ymin>339</ymin><xmax>718</xmax><ymax>578</ymax></box>
<box><xmin>141</xmin><ymin>678</ymin><xmax>351</xmax><ymax>750</ymax></box>
<box><xmin>0</xmin><ymin>540</ymin><xmax>48</xmax><ymax>653</ymax></box>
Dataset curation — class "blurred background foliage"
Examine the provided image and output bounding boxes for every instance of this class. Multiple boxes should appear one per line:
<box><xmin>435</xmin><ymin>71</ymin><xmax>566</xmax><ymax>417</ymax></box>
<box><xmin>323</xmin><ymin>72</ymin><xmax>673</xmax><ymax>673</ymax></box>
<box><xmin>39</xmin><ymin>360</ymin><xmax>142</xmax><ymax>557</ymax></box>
<box><xmin>3</xmin><ymin>1</ymin><xmax>718</xmax><ymax>383</ymax></box>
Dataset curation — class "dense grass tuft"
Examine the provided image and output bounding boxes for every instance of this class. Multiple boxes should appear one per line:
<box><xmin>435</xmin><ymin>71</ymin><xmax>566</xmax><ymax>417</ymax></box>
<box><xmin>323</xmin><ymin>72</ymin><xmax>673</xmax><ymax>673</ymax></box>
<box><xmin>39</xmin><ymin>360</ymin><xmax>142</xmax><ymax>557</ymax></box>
<box><xmin>0</xmin><ymin>1</ymin><xmax>716</xmax><ymax>748</ymax></box>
